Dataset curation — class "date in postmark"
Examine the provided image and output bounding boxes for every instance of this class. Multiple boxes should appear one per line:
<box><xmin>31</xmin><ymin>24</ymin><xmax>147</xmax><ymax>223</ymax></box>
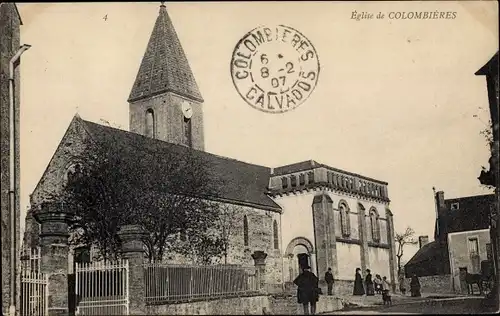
<box><xmin>231</xmin><ymin>25</ymin><xmax>320</xmax><ymax>114</ymax></box>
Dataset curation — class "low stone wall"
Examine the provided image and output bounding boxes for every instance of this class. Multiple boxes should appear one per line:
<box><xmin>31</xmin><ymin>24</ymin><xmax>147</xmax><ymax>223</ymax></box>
<box><xmin>405</xmin><ymin>274</ymin><xmax>453</xmax><ymax>294</ymax></box>
<box><xmin>269</xmin><ymin>294</ymin><xmax>343</xmax><ymax>314</ymax></box>
<box><xmin>145</xmin><ymin>293</ymin><xmax>344</xmax><ymax>315</ymax></box>
<box><xmin>145</xmin><ymin>295</ymin><xmax>270</xmax><ymax>315</ymax></box>
<box><xmin>333</xmin><ymin>279</ymin><xmax>355</xmax><ymax>296</ymax></box>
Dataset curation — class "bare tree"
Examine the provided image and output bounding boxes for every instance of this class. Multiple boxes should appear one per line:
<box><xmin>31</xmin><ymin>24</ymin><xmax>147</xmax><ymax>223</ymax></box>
<box><xmin>395</xmin><ymin>226</ymin><xmax>418</xmax><ymax>275</ymax></box>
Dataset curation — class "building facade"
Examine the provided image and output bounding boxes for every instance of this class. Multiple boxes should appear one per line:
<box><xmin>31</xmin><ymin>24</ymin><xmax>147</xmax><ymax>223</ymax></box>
<box><xmin>405</xmin><ymin>191</ymin><xmax>494</xmax><ymax>293</ymax></box>
<box><xmin>23</xmin><ymin>3</ymin><xmax>397</xmax><ymax>295</ymax></box>
<box><xmin>448</xmin><ymin>228</ymin><xmax>491</xmax><ymax>293</ymax></box>
<box><xmin>0</xmin><ymin>3</ymin><xmax>23</xmax><ymax>314</ymax></box>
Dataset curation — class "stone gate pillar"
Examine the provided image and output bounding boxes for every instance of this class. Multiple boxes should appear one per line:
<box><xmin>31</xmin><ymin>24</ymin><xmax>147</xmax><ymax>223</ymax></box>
<box><xmin>33</xmin><ymin>202</ymin><xmax>73</xmax><ymax>316</ymax></box>
<box><xmin>117</xmin><ymin>225</ymin><xmax>147</xmax><ymax>315</ymax></box>
<box><xmin>386</xmin><ymin>208</ymin><xmax>398</xmax><ymax>293</ymax></box>
<box><xmin>251</xmin><ymin>251</ymin><xmax>267</xmax><ymax>293</ymax></box>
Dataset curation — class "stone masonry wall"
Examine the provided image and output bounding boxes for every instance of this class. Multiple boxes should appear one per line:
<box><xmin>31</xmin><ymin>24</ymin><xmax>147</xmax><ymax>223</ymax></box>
<box><xmin>1</xmin><ymin>3</ymin><xmax>21</xmax><ymax>313</ymax></box>
<box><xmin>145</xmin><ymin>294</ymin><xmax>343</xmax><ymax>315</ymax></box>
<box><xmin>29</xmin><ymin>116</ymin><xmax>91</xmax><ymax>207</ymax></box>
<box><xmin>129</xmin><ymin>92</ymin><xmax>204</xmax><ymax>151</ymax></box>
<box><xmin>404</xmin><ymin>274</ymin><xmax>453</xmax><ymax>294</ymax></box>
<box><xmin>163</xmin><ymin>204</ymin><xmax>284</xmax><ymax>292</ymax></box>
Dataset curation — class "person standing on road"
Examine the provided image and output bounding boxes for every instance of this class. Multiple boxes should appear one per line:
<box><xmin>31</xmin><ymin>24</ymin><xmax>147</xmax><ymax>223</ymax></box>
<box><xmin>365</xmin><ymin>269</ymin><xmax>375</xmax><ymax>296</ymax></box>
<box><xmin>410</xmin><ymin>274</ymin><xmax>421</xmax><ymax>297</ymax></box>
<box><xmin>353</xmin><ymin>268</ymin><xmax>365</xmax><ymax>296</ymax></box>
<box><xmin>294</xmin><ymin>265</ymin><xmax>320</xmax><ymax>315</ymax></box>
<box><xmin>325</xmin><ymin>267</ymin><xmax>334</xmax><ymax>296</ymax></box>
<box><xmin>399</xmin><ymin>274</ymin><xmax>406</xmax><ymax>295</ymax></box>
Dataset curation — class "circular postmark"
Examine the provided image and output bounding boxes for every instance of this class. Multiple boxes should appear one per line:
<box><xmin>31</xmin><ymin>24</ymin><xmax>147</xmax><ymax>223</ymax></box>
<box><xmin>230</xmin><ymin>25</ymin><xmax>320</xmax><ymax>114</ymax></box>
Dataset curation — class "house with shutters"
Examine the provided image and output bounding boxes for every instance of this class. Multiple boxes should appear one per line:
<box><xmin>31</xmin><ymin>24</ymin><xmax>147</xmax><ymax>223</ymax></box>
<box><xmin>405</xmin><ymin>191</ymin><xmax>494</xmax><ymax>293</ymax></box>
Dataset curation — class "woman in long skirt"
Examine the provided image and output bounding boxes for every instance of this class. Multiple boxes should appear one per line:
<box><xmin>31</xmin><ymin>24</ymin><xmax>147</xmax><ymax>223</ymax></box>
<box><xmin>353</xmin><ymin>268</ymin><xmax>365</xmax><ymax>296</ymax></box>
<box><xmin>365</xmin><ymin>269</ymin><xmax>375</xmax><ymax>296</ymax></box>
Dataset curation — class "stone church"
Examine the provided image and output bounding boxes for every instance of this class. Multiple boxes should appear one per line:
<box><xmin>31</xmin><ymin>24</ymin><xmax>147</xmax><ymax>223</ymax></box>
<box><xmin>23</xmin><ymin>3</ymin><xmax>398</xmax><ymax>294</ymax></box>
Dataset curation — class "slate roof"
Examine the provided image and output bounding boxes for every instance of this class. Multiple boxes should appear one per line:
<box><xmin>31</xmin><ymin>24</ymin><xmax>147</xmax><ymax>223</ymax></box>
<box><xmin>128</xmin><ymin>4</ymin><xmax>203</xmax><ymax>103</ymax></box>
<box><xmin>404</xmin><ymin>241</ymin><xmax>450</xmax><ymax>277</ymax></box>
<box><xmin>78</xmin><ymin>117</ymin><xmax>281</xmax><ymax>212</ymax></box>
<box><xmin>443</xmin><ymin>194</ymin><xmax>494</xmax><ymax>234</ymax></box>
<box><xmin>406</xmin><ymin>193</ymin><xmax>494</xmax><ymax>277</ymax></box>
<box><xmin>272</xmin><ymin>160</ymin><xmax>388</xmax><ymax>185</ymax></box>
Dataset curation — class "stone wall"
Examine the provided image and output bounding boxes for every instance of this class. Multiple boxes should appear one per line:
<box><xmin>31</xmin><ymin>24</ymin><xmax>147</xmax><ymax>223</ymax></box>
<box><xmin>145</xmin><ymin>294</ymin><xmax>344</xmax><ymax>315</ymax></box>
<box><xmin>1</xmin><ymin>3</ymin><xmax>21</xmax><ymax>313</ymax></box>
<box><xmin>30</xmin><ymin>116</ymin><xmax>91</xmax><ymax>206</ymax></box>
<box><xmin>404</xmin><ymin>274</ymin><xmax>453</xmax><ymax>294</ymax></box>
<box><xmin>129</xmin><ymin>92</ymin><xmax>205</xmax><ymax>151</ymax></box>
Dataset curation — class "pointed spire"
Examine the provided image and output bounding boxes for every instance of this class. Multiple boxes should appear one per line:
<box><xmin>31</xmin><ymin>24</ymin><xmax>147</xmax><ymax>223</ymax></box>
<box><xmin>128</xmin><ymin>3</ymin><xmax>203</xmax><ymax>103</ymax></box>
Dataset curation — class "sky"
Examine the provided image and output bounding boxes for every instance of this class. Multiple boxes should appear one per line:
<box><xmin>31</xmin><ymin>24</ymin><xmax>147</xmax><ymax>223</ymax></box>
<box><xmin>16</xmin><ymin>2</ymin><xmax>498</xmax><ymax>256</ymax></box>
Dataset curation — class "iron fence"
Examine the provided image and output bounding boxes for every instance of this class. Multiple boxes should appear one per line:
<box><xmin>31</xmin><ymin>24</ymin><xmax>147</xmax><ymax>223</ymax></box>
<box><xmin>144</xmin><ymin>263</ymin><xmax>258</xmax><ymax>304</ymax></box>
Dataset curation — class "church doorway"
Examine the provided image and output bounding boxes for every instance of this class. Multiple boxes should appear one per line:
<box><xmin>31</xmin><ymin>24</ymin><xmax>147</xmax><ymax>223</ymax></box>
<box><xmin>284</xmin><ymin>237</ymin><xmax>315</xmax><ymax>285</ymax></box>
<box><xmin>296</xmin><ymin>251</ymin><xmax>310</xmax><ymax>271</ymax></box>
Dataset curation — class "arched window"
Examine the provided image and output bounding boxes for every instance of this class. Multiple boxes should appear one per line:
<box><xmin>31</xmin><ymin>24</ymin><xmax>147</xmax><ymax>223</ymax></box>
<box><xmin>243</xmin><ymin>215</ymin><xmax>249</xmax><ymax>247</ymax></box>
<box><xmin>339</xmin><ymin>202</ymin><xmax>351</xmax><ymax>237</ymax></box>
<box><xmin>282</xmin><ymin>177</ymin><xmax>288</xmax><ymax>189</ymax></box>
<box><xmin>299</xmin><ymin>173</ymin><xmax>306</xmax><ymax>186</ymax></box>
<box><xmin>65</xmin><ymin>163</ymin><xmax>83</xmax><ymax>185</ymax></box>
<box><xmin>145</xmin><ymin>109</ymin><xmax>155</xmax><ymax>138</ymax></box>
<box><xmin>308</xmin><ymin>171</ymin><xmax>314</xmax><ymax>184</ymax></box>
<box><xmin>273</xmin><ymin>220</ymin><xmax>279</xmax><ymax>249</ymax></box>
<box><xmin>183</xmin><ymin>117</ymin><xmax>192</xmax><ymax>147</ymax></box>
<box><xmin>370</xmin><ymin>208</ymin><xmax>380</xmax><ymax>242</ymax></box>
<box><xmin>290</xmin><ymin>175</ymin><xmax>297</xmax><ymax>187</ymax></box>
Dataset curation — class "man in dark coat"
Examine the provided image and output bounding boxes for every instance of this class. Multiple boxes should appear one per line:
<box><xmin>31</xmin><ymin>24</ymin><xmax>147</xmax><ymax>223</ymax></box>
<box><xmin>294</xmin><ymin>265</ymin><xmax>320</xmax><ymax>315</ymax></box>
<box><xmin>325</xmin><ymin>267</ymin><xmax>334</xmax><ymax>295</ymax></box>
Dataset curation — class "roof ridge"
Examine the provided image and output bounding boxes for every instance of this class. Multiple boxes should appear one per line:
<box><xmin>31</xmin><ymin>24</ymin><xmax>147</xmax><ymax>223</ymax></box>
<box><xmin>445</xmin><ymin>193</ymin><xmax>495</xmax><ymax>201</ymax></box>
<box><xmin>80</xmin><ymin>118</ymin><xmax>270</xmax><ymax>169</ymax></box>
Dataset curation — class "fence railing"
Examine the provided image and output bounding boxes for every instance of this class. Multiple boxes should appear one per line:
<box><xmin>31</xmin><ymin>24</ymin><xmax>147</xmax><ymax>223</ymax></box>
<box><xmin>144</xmin><ymin>263</ymin><xmax>259</xmax><ymax>304</ymax></box>
<box><xmin>75</xmin><ymin>259</ymin><xmax>129</xmax><ymax>315</ymax></box>
<box><xmin>21</xmin><ymin>271</ymin><xmax>49</xmax><ymax>316</ymax></box>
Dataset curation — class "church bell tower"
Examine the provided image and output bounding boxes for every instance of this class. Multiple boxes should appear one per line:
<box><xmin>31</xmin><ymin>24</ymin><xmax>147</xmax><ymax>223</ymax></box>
<box><xmin>127</xmin><ymin>3</ymin><xmax>205</xmax><ymax>151</ymax></box>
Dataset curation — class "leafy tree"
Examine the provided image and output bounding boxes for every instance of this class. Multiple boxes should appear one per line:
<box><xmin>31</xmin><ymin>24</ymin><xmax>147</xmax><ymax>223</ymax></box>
<box><xmin>215</xmin><ymin>204</ymin><xmax>241</xmax><ymax>264</ymax></box>
<box><xmin>477</xmin><ymin>119</ymin><xmax>497</xmax><ymax>189</ymax></box>
<box><xmin>51</xmin><ymin>139</ymin><xmax>227</xmax><ymax>263</ymax></box>
<box><xmin>395</xmin><ymin>226</ymin><xmax>418</xmax><ymax>275</ymax></box>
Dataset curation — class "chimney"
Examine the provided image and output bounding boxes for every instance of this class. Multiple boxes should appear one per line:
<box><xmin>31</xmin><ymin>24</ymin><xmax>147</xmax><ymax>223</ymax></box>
<box><xmin>435</xmin><ymin>191</ymin><xmax>446</xmax><ymax>215</ymax></box>
<box><xmin>418</xmin><ymin>235</ymin><xmax>429</xmax><ymax>249</ymax></box>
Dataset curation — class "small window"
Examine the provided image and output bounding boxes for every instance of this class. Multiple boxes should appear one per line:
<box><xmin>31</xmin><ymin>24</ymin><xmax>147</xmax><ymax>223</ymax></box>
<box><xmin>282</xmin><ymin>177</ymin><xmax>288</xmax><ymax>189</ymax></box>
<box><xmin>451</xmin><ymin>203</ymin><xmax>460</xmax><ymax>210</ymax></box>
<box><xmin>273</xmin><ymin>220</ymin><xmax>279</xmax><ymax>250</ymax></box>
<box><xmin>339</xmin><ymin>202</ymin><xmax>351</xmax><ymax>237</ymax></box>
<box><xmin>290</xmin><ymin>175</ymin><xmax>297</xmax><ymax>187</ymax></box>
<box><xmin>308</xmin><ymin>171</ymin><xmax>315</xmax><ymax>184</ymax></box>
<box><xmin>299</xmin><ymin>173</ymin><xmax>305</xmax><ymax>186</ymax></box>
<box><xmin>145</xmin><ymin>109</ymin><xmax>155</xmax><ymax>138</ymax></box>
<box><xmin>183</xmin><ymin>117</ymin><xmax>192</xmax><ymax>147</ymax></box>
<box><xmin>243</xmin><ymin>215</ymin><xmax>249</xmax><ymax>247</ymax></box>
<box><xmin>370</xmin><ymin>209</ymin><xmax>380</xmax><ymax>243</ymax></box>
<box><xmin>468</xmin><ymin>237</ymin><xmax>479</xmax><ymax>255</ymax></box>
